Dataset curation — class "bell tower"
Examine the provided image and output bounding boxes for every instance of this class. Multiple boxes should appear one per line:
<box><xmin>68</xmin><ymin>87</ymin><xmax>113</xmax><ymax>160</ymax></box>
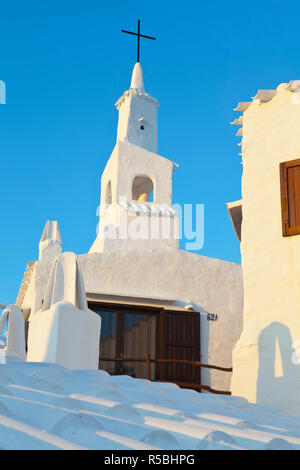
<box><xmin>90</xmin><ymin>61</ymin><xmax>179</xmax><ymax>254</ymax></box>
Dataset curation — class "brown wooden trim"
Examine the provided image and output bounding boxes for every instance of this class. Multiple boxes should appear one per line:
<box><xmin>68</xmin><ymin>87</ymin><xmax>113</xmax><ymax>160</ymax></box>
<box><xmin>99</xmin><ymin>356</ymin><xmax>232</xmax><ymax>372</ymax></box>
<box><xmin>155</xmin><ymin>380</ymin><xmax>231</xmax><ymax>395</ymax></box>
<box><xmin>146</xmin><ymin>353</ymin><xmax>151</xmax><ymax>380</ymax></box>
<box><xmin>156</xmin><ymin>359</ymin><xmax>231</xmax><ymax>372</ymax></box>
<box><xmin>88</xmin><ymin>301</ymin><xmax>162</xmax><ymax>314</ymax></box>
<box><xmin>280</xmin><ymin>161</ymin><xmax>288</xmax><ymax>236</ymax></box>
<box><xmin>156</xmin><ymin>309</ymin><xmax>164</xmax><ymax>380</ymax></box>
<box><xmin>88</xmin><ymin>301</ymin><xmax>198</xmax><ymax>317</ymax></box>
<box><xmin>281</xmin><ymin>158</ymin><xmax>300</xmax><ymax>169</ymax></box>
<box><xmin>280</xmin><ymin>159</ymin><xmax>300</xmax><ymax>237</ymax></box>
<box><xmin>197</xmin><ymin>308</ymin><xmax>201</xmax><ymax>387</ymax></box>
<box><xmin>116</xmin><ymin>311</ymin><xmax>123</xmax><ymax>373</ymax></box>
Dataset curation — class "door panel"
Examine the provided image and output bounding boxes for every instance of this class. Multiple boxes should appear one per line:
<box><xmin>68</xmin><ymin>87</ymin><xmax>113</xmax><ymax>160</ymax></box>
<box><xmin>90</xmin><ymin>304</ymin><xmax>157</xmax><ymax>379</ymax></box>
<box><xmin>159</xmin><ymin>310</ymin><xmax>200</xmax><ymax>384</ymax></box>
<box><xmin>97</xmin><ymin>310</ymin><xmax>119</xmax><ymax>374</ymax></box>
<box><xmin>122</xmin><ymin>312</ymin><xmax>156</xmax><ymax>379</ymax></box>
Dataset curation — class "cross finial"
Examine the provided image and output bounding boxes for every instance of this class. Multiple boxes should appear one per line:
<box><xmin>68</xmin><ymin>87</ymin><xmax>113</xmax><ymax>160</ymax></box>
<box><xmin>121</xmin><ymin>20</ymin><xmax>156</xmax><ymax>63</ymax></box>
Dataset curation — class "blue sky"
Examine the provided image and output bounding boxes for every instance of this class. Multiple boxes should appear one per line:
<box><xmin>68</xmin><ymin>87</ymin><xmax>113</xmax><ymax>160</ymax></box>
<box><xmin>0</xmin><ymin>0</ymin><xmax>299</xmax><ymax>304</ymax></box>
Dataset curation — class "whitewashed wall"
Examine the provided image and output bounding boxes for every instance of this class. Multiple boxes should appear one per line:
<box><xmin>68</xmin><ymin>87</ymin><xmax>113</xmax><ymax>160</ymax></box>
<box><xmin>231</xmin><ymin>83</ymin><xmax>300</xmax><ymax>414</ymax></box>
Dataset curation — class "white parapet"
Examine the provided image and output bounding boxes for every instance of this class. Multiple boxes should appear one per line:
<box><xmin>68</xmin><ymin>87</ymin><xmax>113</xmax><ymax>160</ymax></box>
<box><xmin>27</xmin><ymin>252</ymin><xmax>101</xmax><ymax>370</ymax></box>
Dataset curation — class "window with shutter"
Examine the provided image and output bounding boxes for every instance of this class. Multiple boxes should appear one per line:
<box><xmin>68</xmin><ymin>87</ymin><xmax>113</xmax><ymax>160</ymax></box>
<box><xmin>280</xmin><ymin>159</ymin><xmax>300</xmax><ymax>236</ymax></box>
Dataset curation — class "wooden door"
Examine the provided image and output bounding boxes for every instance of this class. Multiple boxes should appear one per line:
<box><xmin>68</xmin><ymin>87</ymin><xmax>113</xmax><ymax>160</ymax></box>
<box><xmin>157</xmin><ymin>310</ymin><xmax>201</xmax><ymax>386</ymax></box>
<box><xmin>89</xmin><ymin>303</ymin><xmax>200</xmax><ymax>387</ymax></box>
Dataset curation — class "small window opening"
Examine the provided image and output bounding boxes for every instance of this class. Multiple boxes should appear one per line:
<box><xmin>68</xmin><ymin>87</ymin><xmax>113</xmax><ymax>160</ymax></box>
<box><xmin>132</xmin><ymin>176</ymin><xmax>154</xmax><ymax>202</ymax></box>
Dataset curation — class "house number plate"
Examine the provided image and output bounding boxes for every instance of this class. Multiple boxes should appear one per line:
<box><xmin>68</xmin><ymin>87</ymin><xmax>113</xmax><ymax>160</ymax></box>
<box><xmin>207</xmin><ymin>313</ymin><xmax>218</xmax><ymax>321</ymax></box>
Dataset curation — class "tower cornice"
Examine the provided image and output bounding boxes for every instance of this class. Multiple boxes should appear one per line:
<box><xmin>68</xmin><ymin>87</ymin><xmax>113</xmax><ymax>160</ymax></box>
<box><xmin>115</xmin><ymin>88</ymin><xmax>159</xmax><ymax>110</ymax></box>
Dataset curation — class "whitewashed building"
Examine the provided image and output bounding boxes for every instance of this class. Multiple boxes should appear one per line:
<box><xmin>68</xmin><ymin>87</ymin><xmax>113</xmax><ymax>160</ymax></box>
<box><xmin>15</xmin><ymin>62</ymin><xmax>243</xmax><ymax>393</ymax></box>
<box><xmin>229</xmin><ymin>81</ymin><xmax>300</xmax><ymax>413</ymax></box>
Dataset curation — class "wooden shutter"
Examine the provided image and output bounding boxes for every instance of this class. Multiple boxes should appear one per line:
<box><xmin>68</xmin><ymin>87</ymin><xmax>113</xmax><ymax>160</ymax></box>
<box><xmin>158</xmin><ymin>310</ymin><xmax>200</xmax><ymax>385</ymax></box>
<box><xmin>280</xmin><ymin>159</ymin><xmax>300</xmax><ymax>236</ymax></box>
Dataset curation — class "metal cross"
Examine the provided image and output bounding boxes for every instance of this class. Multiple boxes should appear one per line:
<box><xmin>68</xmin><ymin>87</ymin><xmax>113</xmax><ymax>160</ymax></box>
<box><xmin>121</xmin><ymin>19</ymin><xmax>156</xmax><ymax>63</ymax></box>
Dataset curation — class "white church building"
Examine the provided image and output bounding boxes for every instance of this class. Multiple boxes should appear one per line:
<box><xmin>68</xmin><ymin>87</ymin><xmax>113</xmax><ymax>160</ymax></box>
<box><xmin>11</xmin><ymin>61</ymin><xmax>243</xmax><ymax>393</ymax></box>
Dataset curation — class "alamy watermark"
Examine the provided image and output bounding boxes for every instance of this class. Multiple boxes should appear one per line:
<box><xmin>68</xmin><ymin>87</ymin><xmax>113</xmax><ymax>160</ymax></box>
<box><xmin>0</xmin><ymin>80</ymin><xmax>6</xmax><ymax>104</ymax></box>
<box><xmin>95</xmin><ymin>197</ymin><xmax>204</xmax><ymax>251</ymax></box>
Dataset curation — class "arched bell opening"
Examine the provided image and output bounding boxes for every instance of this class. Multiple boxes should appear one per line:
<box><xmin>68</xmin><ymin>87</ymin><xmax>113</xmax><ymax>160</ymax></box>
<box><xmin>132</xmin><ymin>176</ymin><xmax>154</xmax><ymax>202</ymax></box>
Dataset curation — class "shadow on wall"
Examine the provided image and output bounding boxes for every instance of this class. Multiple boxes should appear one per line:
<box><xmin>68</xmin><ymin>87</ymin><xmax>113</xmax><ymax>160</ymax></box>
<box><xmin>257</xmin><ymin>322</ymin><xmax>300</xmax><ymax>413</ymax></box>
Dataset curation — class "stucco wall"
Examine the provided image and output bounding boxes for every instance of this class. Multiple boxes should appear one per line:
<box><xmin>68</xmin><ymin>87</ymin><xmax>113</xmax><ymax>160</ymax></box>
<box><xmin>100</xmin><ymin>140</ymin><xmax>174</xmax><ymax>206</ymax></box>
<box><xmin>90</xmin><ymin>139</ymin><xmax>179</xmax><ymax>254</ymax></box>
<box><xmin>230</xmin><ymin>84</ymin><xmax>300</xmax><ymax>413</ymax></box>
<box><xmin>117</xmin><ymin>92</ymin><xmax>158</xmax><ymax>154</ymax></box>
<box><xmin>23</xmin><ymin>248</ymin><xmax>243</xmax><ymax>392</ymax></box>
